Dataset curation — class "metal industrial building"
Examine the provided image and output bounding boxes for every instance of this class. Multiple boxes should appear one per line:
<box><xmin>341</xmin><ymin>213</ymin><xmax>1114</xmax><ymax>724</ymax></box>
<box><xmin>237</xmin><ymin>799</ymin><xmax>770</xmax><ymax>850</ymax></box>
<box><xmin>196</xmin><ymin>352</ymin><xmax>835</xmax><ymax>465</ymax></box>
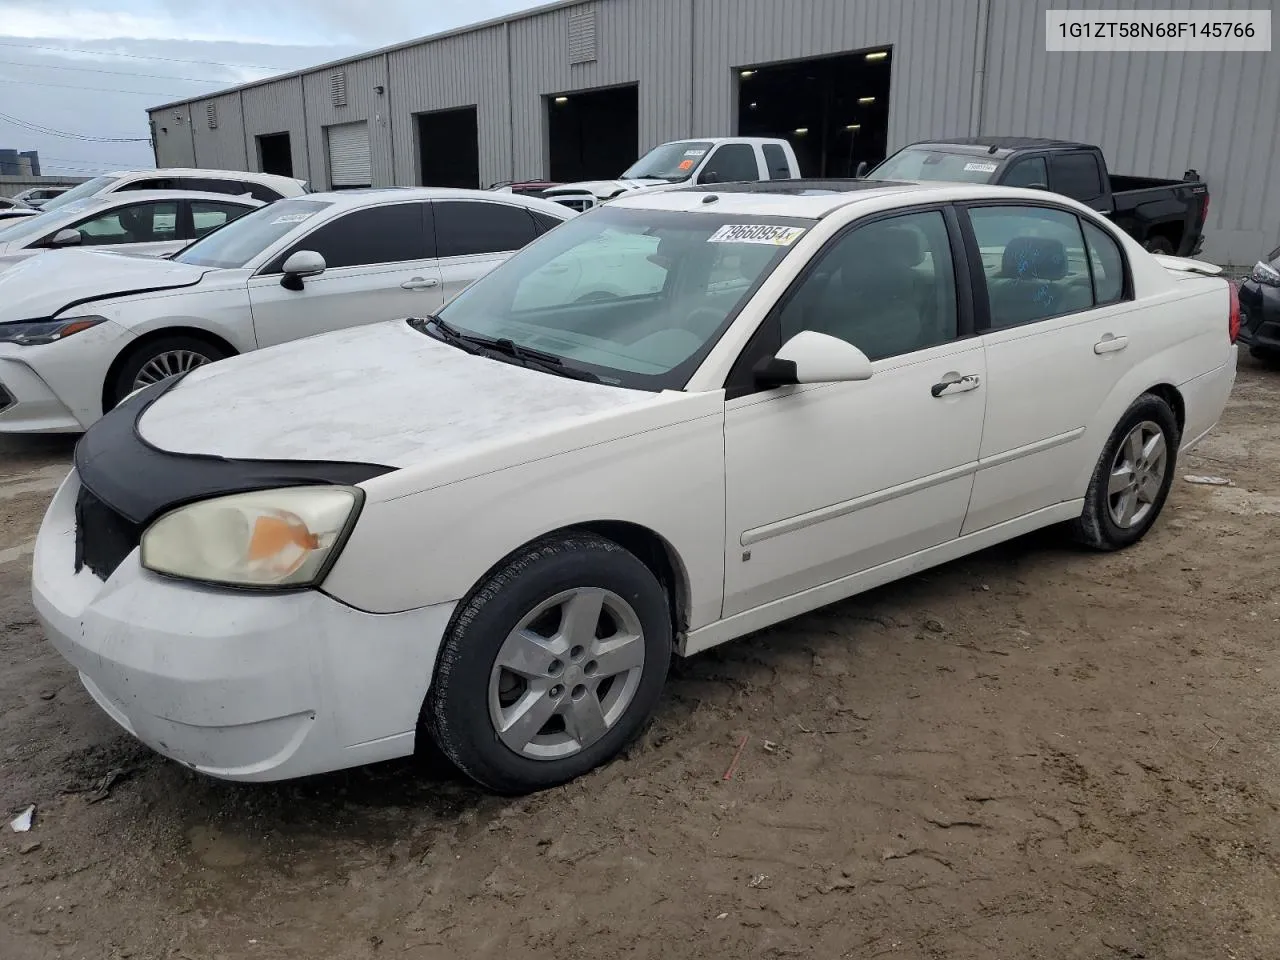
<box><xmin>148</xmin><ymin>0</ymin><xmax>1279</xmax><ymax>264</ymax></box>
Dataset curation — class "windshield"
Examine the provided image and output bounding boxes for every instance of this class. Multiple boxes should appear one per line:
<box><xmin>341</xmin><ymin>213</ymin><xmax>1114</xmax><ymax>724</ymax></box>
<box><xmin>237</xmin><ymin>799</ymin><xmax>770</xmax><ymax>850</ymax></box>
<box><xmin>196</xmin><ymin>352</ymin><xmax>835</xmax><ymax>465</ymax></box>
<box><xmin>871</xmin><ymin>148</ymin><xmax>1002</xmax><ymax>184</ymax></box>
<box><xmin>173</xmin><ymin>198</ymin><xmax>333</xmax><ymax>269</ymax></box>
<box><xmin>620</xmin><ymin>141</ymin><xmax>715</xmax><ymax>182</ymax></box>
<box><xmin>433</xmin><ymin>206</ymin><xmax>812</xmax><ymax>390</ymax></box>
<box><xmin>39</xmin><ymin>176</ymin><xmax>119</xmax><ymax>213</ymax></box>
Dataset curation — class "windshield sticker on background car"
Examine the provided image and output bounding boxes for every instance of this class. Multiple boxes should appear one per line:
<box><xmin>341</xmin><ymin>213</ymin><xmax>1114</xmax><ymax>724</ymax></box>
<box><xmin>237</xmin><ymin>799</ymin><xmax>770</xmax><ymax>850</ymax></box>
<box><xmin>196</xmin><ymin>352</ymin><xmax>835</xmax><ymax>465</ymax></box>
<box><xmin>683</xmin><ymin>149</ymin><xmax>708</xmax><ymax>157</ymax></box>
<box><xmin>271</xmin><ymin>213</ymin><xmax>313</xmax><ymax>224</ymax></box>
<box><xmin>964</xmin><ymin>161</ymin><xmax>999</xmax><ymax>173</ymax></box>
<box><xmin>707</xmin><ymin>224</ymin><xmax>807</xmax><ymax>246</ymax></box>
<box><xmin>678</xmin><ymin>159</ymin><xmax>695</xmax><ymax>171</ymax></box>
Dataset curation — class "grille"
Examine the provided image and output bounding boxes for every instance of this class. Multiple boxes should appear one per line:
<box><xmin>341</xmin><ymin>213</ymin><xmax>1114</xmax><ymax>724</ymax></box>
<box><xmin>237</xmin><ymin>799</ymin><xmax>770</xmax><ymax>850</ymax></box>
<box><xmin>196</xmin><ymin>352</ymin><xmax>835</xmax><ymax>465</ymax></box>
<box><xmin>0</xmin><ymin>381</ymin><xmax>12</xmax><ymax>414</ymax></box>
<box><xmin>75</xmin><ymin>485</ymin><xmax>143</xmax><ymax>581</ymax></box>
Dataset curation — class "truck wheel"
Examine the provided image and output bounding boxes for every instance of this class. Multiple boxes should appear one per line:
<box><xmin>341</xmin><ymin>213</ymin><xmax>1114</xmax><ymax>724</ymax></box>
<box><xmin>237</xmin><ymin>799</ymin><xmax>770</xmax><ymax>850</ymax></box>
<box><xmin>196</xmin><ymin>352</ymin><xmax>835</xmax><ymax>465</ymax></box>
<box><xmin>425</xmin><ymin>532</ymin><xmax>672</xmax><ymax>794</ymax></box>
<box><xmin>1071</xmin><ymin>394</ymin><xmax>1180</xmax><ymax>551</ymax></box>
<box><xmin>1143</xmin><ymin>236</ymin><xmax>1175</xmax><ymax>255</ymax></box>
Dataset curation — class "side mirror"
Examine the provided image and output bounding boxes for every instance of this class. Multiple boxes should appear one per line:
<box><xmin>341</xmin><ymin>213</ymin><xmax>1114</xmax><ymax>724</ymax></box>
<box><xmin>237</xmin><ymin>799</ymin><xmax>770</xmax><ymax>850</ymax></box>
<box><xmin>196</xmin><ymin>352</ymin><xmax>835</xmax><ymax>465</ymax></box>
<box><xmin>854</xmin><ymin>161</ymin><xmax>869</xmax><ymax>179</ymax></box>
<box><xmin>280</xmin><ymin>250</ymin><xmax>326</xmax><ymax>290</ymax></box>
<box><xmin>753</xmin><ymin>330</ymin><xmax>874</xmax><ymax>387</ymax></box>
<box><xmin>699</xmin><ymin>170</ymin><xmax>721</xmax><ymax>185</ymax></box>
<box><xmin>49</xmin><ymin>228</ymin><xmax>82</xmax><ymax>248</ymax></box>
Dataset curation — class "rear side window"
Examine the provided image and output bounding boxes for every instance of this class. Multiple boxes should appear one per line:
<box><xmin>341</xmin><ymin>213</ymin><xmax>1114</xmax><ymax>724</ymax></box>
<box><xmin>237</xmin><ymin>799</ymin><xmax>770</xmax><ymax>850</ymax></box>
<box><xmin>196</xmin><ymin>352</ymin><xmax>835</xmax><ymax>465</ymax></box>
<box><xmin>270</xmin><ymin>202</ymin><xmax>427</xmax><ymax>270</ymax></box>
<box><xmin>699</xmin><ymin>144</ymin><xmax>760</xmax><ymax>184</ymax></box>
<box><xmin>190</xmin><ymin>200</ymin><xmax>254</xmax><ymax>239</ymax></box>
<box><xmin>1050</xmin><ymin>152</ymin><xmax>1104</xmax><ymax>202</ymax></box>
<box><xmin>434</xmin><ymin>201</ymin><xmax>538</xmax><ymax>257</ymax></box>
<box><xmin>762</xmin><ymin>144</ymin><xmax>791</xmax><ymax>180</ymax></box>
<box><xmin>120</xmin><ymin>177</ymin><xmax>176</xmax><ymax>191</ymax></box>
<box><xmin>1082</xmin><ymin>219</ymin><xmax>1127</xmax><ymax>305</ymax></box>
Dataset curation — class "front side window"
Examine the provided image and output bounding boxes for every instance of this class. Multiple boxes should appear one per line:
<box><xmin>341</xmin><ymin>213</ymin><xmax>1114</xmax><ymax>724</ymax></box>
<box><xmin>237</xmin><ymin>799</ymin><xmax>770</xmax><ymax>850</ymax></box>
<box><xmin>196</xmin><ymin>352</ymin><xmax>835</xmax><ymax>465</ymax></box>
<box><xmin>968</xmin><ymin>205</ymin><xmax>1095</xmax><ymax>329</ymax></box>
<box><xmin>700</xmin><ymin>144</ymin><xmax>760</xmax><ymax>184</ymax></box>
<box><xmin>174</xmin><ymin>198</ymin><xmax>333</xmax><ymax>269</ymax></box>
<box><xmin>1003</xmin><ymin>156</ymin><xmax>1048</xmax><ymax>189</ymax></box>
<box><xmin>434</xmin><ymin>201</ymin><xmax>538</xmax><ymax>258</ymax></box>
<box><xmin>71</xmin><ymin>200</ymin><xmax>179</xmax><ymax>246</ymax></box>
<box><xmin>190</xmin><ymin>200</ymin><xmax>255</xmax><ymax>239</ymax></box>
<box><xmin>433</xmin><ymin>206</ymin><xmax>812</xmax><ymax>390</ymax></box>
<box><xmin>778</xmin><ymin>210</ymin><xmax>958</xmax><ymax>361</ymax></box>
<box><xmin>620</xmin><ymin>141</ymin><xmax>715</xmax><ymax>182</ymax></box>
<box><xmin>269</xmin><ymin>202</ymin><xmax>428</xmax><ymax>271</ymax></box>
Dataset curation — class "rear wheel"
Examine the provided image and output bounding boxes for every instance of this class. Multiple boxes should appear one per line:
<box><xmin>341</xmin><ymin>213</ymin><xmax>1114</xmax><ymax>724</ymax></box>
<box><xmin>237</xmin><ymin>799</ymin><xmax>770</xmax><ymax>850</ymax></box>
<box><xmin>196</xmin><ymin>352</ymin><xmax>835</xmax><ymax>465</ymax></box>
<box><xmin>425</xmin><ymin>532</ymin><xmax>672</xmax><ymax>794</ymax></box>
<box><xmin>1072</xmin><ymin>394</ymin><xmax>1180</xmax><ymax>550</ymax></box>
<box><xmin>107</xmin><ymin>335</ymin><xmax>228</xmax><ymax>410</ymax></box>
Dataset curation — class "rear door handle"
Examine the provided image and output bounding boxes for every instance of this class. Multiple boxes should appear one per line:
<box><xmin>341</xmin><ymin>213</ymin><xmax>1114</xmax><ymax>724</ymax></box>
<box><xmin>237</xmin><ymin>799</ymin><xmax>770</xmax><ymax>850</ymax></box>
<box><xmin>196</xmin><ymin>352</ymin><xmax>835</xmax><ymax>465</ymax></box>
<box><xmin>1094</xmin><ymin>334</ymin><xmax>1129</xmax><ymax>354</ymax></box>
<box><xmin>401</xmin><ymin>277</ymin><xmax>440</xmax><ymax>291</ymax></box>
<box><xmin>931</xmin><ymin>372</ymin><xmax>981</xmax><ymax>398</ymax></box>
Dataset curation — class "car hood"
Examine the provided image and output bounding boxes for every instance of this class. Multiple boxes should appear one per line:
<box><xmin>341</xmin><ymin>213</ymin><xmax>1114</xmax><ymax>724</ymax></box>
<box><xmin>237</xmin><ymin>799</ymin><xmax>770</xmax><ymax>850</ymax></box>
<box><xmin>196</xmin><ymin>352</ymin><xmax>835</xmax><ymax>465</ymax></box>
<box><xmin>137</xmin><ymin>320</ymin><xmax>665</xmax><ymax>468</ymax></box>
<box><xmin>0</xmin><ymin>249</ymin><xmax>209</xmax><ymax>318</ymax></box>
<box><xmin>544</xmin><ymin>178</ymin><xmax>668</xmax><ymax>199</ymax></box>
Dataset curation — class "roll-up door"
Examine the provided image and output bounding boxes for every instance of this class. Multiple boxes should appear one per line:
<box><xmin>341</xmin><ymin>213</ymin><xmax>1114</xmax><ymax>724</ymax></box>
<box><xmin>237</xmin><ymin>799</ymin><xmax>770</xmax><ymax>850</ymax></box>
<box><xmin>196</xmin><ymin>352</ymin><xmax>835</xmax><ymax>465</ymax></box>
<box><xmin>326</xmin><ymin>121</ymin><xmax>371</xmax><ymax>188</ymax></box>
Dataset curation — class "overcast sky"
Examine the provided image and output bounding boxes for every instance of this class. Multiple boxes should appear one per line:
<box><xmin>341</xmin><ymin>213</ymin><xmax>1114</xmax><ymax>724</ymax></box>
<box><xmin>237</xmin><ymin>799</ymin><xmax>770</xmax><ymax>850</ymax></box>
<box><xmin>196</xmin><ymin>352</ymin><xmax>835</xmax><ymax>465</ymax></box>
<box><xmin>0</xmin><ymin>0</ymin><xmax>543</xmax><ymax>176</ymax></box>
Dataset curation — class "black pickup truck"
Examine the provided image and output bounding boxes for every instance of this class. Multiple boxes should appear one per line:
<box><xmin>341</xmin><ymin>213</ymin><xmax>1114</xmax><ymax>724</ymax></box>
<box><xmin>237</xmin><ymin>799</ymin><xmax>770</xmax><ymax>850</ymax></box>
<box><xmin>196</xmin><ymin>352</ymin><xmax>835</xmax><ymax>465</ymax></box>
<box><xmin>865</xmin><ymin>137</ymin><xmax>1209</xmax><ymax>258</ymax></box>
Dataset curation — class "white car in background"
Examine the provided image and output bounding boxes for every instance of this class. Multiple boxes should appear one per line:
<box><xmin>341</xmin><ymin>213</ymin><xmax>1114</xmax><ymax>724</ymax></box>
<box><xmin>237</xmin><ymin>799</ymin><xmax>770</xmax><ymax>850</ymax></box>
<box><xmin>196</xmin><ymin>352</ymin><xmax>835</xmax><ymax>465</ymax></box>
<box><xmin>12</xmin><ymin>187</ymin><xmax>69</xmax><ymax>209</ymax></box>
<box><xmin>0</xmin><ymin>187</ymin><xmax>574</xmax><ymax>432</ymax></box>
<box><xmin>32</xmin><ymin>179</ymin><xmax>1237</xmax><ymax>794</ymax></box>
<box><xmin>0</xmin><ymin>191</ymin><xmax>264</xmax><ymax>272</ymax></box>
<box><xmin>36</xmin><ymin>168</ymin><xmax>307</xmax><ymax>216</ymax></box>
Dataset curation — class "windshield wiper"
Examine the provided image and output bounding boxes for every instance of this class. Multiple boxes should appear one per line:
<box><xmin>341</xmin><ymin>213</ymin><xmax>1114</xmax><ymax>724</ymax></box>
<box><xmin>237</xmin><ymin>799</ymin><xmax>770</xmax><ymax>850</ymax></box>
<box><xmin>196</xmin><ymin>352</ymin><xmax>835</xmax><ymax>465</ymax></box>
<box><xmin>410</xmin><ymin>316</ymin><xmax>601</xmax><ymax>382</ymax></box>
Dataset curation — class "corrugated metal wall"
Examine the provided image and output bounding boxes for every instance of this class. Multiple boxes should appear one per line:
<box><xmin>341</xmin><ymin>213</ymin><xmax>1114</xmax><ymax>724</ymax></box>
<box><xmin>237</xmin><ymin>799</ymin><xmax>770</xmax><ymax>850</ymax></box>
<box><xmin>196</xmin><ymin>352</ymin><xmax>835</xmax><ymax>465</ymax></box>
<box><xmin>691</xmin><ymin>0</ymin><xmax>980</xmax><ymax>145</ymax></box>
<box><xmin>387</xmin><ymin>24</ymin><xmax>512</xmax><ymax>187</ymax></box>
<box><xmin>148</xmin><ymin>0</ymin><xmax>1279</xmax><ymax>263</ymax></box>
<box><xmin>507</xmin><ymin>0</ymin><xmax>694</xmax><ymax>180</ymax></box>
<box><xmin>241</xmin><ymin>76</ymin><xmax>310</xmax><ymax>180</ymax></box>
<box><xmin>979</xmin><ymin>0</ymin><xmax>1279</xmax><ymax>263</ymax></box>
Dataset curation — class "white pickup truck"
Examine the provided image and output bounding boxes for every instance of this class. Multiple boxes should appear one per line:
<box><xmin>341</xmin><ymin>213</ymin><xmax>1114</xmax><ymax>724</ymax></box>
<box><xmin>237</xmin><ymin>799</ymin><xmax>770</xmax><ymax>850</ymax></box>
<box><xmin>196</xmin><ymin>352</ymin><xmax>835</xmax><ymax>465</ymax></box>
<box><xmin>542</xmin><ymin>137</ymin><xmax>801</xmax><ymax>211</ymax></box>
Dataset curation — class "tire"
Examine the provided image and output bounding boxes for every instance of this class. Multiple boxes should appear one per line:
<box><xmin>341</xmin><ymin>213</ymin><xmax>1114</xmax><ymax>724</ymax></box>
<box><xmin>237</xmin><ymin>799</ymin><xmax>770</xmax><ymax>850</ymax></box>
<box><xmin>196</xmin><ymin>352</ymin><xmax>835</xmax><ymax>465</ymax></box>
<box><xmin>107</xmin><ymin>335</ymin><xmax>228</xmax><ymax>411</ymax></box>
<box><xmin>425</xmin><ymin>532</ymin><xmax>672</xmax><ymax>794</ymax></box>
<box><xmin>1071</xmin><ymin>393</ymin><xmax>1180</xmax><ymax>551</ymax></box>
<box><xmin>1249</xmin><ymin>346</ymin><xmax>1280</xmax><ymax>368</ymax></box>
<box><xmin>1143</xmin><ymin>236</ymin><xmax>1175</xmax><ymax>256</ymax></box>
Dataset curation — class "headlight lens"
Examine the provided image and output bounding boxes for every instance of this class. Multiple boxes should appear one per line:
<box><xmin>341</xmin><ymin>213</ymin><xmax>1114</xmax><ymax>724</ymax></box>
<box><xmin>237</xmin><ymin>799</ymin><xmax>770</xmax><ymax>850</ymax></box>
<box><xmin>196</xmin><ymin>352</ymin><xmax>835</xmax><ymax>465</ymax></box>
<box><xmin>140</xmin><ymin>486</ymin><xmax>362</xmax><ymax>588</ymax></box>
<box><xmin>0</xmin><ymin>315</ymin><xmax>106</xmax><ymax>345</ymax></box>
<box><xmin>1249</xmin><ymin>260</ymin><xmax>1280</xmax><ymax>287</ymax></box>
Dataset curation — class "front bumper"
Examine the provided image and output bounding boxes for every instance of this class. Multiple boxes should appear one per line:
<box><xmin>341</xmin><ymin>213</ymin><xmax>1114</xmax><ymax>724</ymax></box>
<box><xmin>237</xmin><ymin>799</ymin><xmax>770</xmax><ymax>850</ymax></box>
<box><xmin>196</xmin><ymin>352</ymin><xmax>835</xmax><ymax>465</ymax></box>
<box><xmin>31</xmin><ymin>470</ymin><xmax>455</xmax><ymax>782</ymax></box>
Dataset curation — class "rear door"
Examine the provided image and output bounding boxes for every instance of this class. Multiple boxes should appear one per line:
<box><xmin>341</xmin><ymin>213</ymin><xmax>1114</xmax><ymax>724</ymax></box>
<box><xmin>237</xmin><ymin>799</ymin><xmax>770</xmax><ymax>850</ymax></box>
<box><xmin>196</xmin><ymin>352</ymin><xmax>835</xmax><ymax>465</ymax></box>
<box><xmin>247</xmin><ymin>201</ymin><xmax>442</xmax><ymax>347</ymax></box>
<box><xmin>961</xmin><ymin>202</ymin><xmax>1138</xmax><ymax>533</ymax></box>
<box><xmin>431</xmin><ymin>199</ymin><xmax>542</xmax><ymax>304</ymax></box>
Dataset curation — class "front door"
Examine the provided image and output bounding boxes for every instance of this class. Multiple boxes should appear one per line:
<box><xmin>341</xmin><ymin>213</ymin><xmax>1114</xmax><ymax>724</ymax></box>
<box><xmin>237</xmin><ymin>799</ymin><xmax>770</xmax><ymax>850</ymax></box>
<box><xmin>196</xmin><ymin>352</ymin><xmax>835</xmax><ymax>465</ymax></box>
<box><xmin>722</xmin><ymin>208</ymin><xmax>987</xmax><ymax>617</ymax></box>
<box><xmin>247</xmin><ymin>201</ymin><xmax>443</xmax><ymax>348</ymax></box>
<box><xmin>960</xmin><ymin>203</ymin><xmax>1140</xmax><ymax>533</ymax></box>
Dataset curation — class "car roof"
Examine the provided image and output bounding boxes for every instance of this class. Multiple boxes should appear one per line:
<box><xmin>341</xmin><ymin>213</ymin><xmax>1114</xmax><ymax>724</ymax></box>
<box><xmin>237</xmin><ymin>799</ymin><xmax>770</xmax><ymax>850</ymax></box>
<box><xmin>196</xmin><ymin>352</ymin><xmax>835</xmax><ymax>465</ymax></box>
<box><xmin>609</xmin><ymin>178</ymin><xmax>1079</xmax><ymax>218</ymax></box>
<box><xmin>59</xmin><ymin>190</ymin><xmax>267</xmax><ymax>210</ymax></box>
<box><xmin>102</xmin><ymin>168</ymin><xmax>307</xmax><ymax>188</ymax></box>
<box><xmin>299</xmin><ymin>186</ymin><xmax>577</xmax><ymax>218</ymax></box>
<box><xmin>901</xmin><ymin>136</ymin><xmax>1089</xmax><ymax>159</ymax></box>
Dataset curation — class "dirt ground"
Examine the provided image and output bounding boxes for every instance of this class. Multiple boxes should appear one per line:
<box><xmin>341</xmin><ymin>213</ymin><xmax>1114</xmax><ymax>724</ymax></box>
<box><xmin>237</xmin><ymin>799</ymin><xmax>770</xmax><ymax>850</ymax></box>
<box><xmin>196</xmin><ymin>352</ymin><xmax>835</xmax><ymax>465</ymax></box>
<box><xmin>1</xmin><ymin>357</ymin><xmax>1278</xmax><ymax>960</ymax></box>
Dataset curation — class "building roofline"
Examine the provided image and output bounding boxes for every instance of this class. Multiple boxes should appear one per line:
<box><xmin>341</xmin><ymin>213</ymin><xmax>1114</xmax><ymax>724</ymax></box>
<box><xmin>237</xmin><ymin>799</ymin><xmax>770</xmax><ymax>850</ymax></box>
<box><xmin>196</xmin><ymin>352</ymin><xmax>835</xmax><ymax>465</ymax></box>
<box><xmin>147</xmin><ymin>0</ymin><xmax>585</xmax><ymax>113</ymax></box>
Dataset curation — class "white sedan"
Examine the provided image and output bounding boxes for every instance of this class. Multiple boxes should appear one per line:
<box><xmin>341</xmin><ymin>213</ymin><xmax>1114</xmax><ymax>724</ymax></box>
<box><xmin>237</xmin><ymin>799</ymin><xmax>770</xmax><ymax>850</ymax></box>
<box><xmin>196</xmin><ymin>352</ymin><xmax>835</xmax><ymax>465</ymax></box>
<box><xmin>0</xmin><ymin>187</ymin><xmax>573</xmax><ymax>433</ymax></box>
<box><xmin>33</xmin><ymin>180</ymin><xmax>1238</xmax><ymax>794</ymax></box>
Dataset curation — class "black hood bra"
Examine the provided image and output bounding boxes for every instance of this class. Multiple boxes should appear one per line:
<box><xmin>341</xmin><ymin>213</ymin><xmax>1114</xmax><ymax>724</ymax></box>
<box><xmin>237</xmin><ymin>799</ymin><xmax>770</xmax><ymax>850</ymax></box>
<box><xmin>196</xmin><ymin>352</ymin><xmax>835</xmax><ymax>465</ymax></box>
<box><xmin>75</xmin><ymin>373</ymin><xmax>396</xmax><ymax>527</ymax></box>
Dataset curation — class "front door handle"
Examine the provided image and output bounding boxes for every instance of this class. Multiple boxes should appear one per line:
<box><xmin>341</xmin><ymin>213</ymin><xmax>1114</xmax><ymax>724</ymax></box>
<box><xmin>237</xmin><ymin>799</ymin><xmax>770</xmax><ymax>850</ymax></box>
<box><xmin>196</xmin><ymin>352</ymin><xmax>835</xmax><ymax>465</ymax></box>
<box><xmin>1094</xmin><ymin>333</ymin><xmax>1129</xmax><ymax>354</ymax></box>
<box><xmin>401</xmin><ymin>277</ymin><xmax>441</xmax><ymax>291</ymax></box>
<box><xmin>931</xmin><ymin>372</ymin><xmax>981</xmax><ymax>398</ymax></box>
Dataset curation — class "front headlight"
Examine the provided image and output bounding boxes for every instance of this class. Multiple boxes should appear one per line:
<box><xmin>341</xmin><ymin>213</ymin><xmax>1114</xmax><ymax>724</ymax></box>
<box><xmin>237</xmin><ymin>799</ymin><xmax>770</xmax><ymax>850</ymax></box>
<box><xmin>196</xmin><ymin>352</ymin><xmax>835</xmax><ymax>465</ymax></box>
<box><xmin>140</xmin><ymin>486</ymin><xmax>362</xmax><ymax>588</ymax></box>
<box><xmin>0</xmin><ymin>315</ymin><xmax>106</xmax><ymax>345</ymax></box>
<box><xmin>1249</xmin><ymin>260</ymin><xmax>1280</xmax><ymax>287</ymax></box>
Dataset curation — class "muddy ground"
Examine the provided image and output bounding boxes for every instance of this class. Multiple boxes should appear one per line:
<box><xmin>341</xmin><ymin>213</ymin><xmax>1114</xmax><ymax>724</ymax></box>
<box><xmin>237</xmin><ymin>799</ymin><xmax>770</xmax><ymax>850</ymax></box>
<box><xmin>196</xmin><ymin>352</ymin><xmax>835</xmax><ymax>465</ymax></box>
<box><xmin>2</xmin><ymin>358</ymin><xmax>1278</xmax><ymax>960</ymax></box>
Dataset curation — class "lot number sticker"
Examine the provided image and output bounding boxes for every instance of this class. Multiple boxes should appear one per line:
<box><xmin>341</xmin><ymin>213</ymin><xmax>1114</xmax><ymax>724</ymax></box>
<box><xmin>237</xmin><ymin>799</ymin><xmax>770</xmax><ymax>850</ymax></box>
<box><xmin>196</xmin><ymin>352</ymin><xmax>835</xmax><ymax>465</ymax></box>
<box><xmin>272</xmin><ymin>212</ymin><xmax>313</xmax><ymax>224</ymax></box>
<box><xmin>708</xmin><ymin>224</ymin><xmax>807</xmax><ymax>246</ymax></box>
<box><xmin>963</xmin><ymin>161</ymin><xmax>998</xmax><ymax>173</ymax></box>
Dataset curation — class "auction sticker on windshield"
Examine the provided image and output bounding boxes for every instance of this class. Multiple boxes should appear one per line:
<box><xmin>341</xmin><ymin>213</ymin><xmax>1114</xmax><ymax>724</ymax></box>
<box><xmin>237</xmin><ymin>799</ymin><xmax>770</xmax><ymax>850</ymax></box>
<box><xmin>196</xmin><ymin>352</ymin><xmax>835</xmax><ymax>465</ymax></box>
<box><xmin>964</xmin><ymin>161</ymin><xmax>998</xmax><ymax>173</ymax></box>
<box><xmin>272</xmin><ymin>213</ymin><xmax>313</xmax><ymax>224</ymax></box>
<box><xmin>708</xmin><ymin>224</ymin><xmax>806</xmax><ymax>246</ymax></box>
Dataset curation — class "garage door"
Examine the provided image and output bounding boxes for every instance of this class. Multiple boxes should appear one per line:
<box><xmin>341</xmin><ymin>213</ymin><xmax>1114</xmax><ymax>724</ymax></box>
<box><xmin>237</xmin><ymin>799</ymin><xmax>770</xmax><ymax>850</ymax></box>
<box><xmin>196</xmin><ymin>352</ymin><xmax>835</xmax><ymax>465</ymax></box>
<box><xmin>326</xmin><ymin>121</ymin><xmax>371</xmax><ymax>188</ymax></box>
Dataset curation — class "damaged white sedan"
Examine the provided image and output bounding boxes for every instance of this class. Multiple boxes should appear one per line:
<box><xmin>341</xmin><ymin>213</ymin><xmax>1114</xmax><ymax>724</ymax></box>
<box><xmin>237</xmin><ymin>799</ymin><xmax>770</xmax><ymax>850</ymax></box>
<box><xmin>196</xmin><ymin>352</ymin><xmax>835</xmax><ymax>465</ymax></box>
<box><xmin>33</xmin><ymin>179</ymin><xmax>1237</xmax><ymax>794</ymax></box>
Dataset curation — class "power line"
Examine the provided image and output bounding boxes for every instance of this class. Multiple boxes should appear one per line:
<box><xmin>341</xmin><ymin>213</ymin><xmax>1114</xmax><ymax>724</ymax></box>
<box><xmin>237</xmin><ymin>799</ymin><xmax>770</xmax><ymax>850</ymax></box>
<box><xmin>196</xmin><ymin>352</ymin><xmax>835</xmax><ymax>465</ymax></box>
<box><xmin>0</xmin><ymin>57</ymin><xmax>232</xmax><ymax>84</ymax></box>
<box><xmin>0</xmin><ymin>109</ymin><xmax>151</xmax><ymax>142</ymax></box>
<box><xmin>0</xmin><ymin>75</ymin><xmax>196</xmax><ymax>97</ymax></box>
<box><xmin>0</xmin><ymin>39</ymin><xmax>280</xmax><ymax>71</ymax></box>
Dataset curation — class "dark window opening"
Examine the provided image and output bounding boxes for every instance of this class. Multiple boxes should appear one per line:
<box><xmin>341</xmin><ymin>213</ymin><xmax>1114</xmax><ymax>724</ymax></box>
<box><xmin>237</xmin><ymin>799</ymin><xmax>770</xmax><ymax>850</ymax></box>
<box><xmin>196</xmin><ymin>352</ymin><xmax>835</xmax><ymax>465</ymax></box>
<box><xmin>257</xmin><ymin>132</ymin><xmax>294</xmax><ymax>179</ymax></box>
<box><xmin>547</xmin><ymin>84</ymin><xmax>639</xmax><ymax>182</ymax></box>
<box><xmin>417</xmin><ymin>106</ymin><xmax>480</xmax><ymax>188</ymax></box>
<box><xmin>433</xmin><ymin>200</ymin><xmax>539</xmax><ymax>258</ymax></box>
<box><xmin>736</xmin><ymin>47</ymin><xmax>893</xmax><ymax>178</ymax></box>
<box><xmin>1050</xmin><ymin>152</ymin><xmax>1104</xmax><ymax>202</ymax></box>
<box><xmin>268</xmin><ymin>202</ymin><xmax>429</xmax><ymax>271</ymax></box>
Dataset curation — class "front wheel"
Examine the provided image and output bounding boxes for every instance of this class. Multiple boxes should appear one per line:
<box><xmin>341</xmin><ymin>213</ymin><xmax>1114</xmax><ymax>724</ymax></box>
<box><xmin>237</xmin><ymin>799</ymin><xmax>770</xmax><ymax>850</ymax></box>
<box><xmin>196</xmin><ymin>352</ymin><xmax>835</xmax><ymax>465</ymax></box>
<box><xmin>107</xmin><ymin>335</ymin><xmax>227</xmax><ymax>410</ymax></box>
<box><xmin>1072</xmin><ymin>394</ymin><xmax>1180</xmax><ymax>550</ymax></box>
<box><xmin>425</xmin><ymin>532</ymin><xmax>672</xmax><ymax>794</ymax></box>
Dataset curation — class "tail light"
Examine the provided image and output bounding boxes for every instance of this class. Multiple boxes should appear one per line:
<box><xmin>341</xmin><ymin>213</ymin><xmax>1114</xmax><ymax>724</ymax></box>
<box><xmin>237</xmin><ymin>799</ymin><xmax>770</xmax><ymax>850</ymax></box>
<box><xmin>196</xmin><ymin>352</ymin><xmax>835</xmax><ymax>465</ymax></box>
<box><xmin>1200</xmin><ymin>194</ymin><xmax>1210</xmax><ymax>225</ymax></box>
<box><xmin>1227</xmin><ymin>280</ymin><xmax>1240</xmax><ymax>344</ymax></box>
